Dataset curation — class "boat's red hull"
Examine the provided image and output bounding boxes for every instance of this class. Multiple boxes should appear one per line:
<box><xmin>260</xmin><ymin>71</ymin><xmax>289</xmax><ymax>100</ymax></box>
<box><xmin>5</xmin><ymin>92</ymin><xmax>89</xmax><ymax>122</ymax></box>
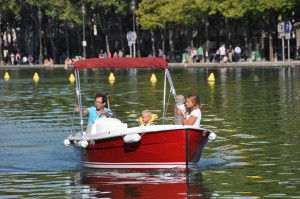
<box><xmin>72</xmin><ymin>128</ymin><xmax>210</xmax><ymax>169</ymax></box>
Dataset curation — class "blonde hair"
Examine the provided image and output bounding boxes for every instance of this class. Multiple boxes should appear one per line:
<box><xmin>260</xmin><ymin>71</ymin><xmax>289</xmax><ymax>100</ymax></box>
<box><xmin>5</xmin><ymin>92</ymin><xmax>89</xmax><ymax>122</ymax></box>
<box><xmin>142</xmin><ymin>109</ymin><xmax>152</xmax><ymax>117</ymax></box>
<box><xmin>187</xmin><ymin>94</ymin><xmax>203</xmax><ymax>114</ymax></box>
<box><xmin>139</xmin><ymin>109</ymin><xmax>158</xmax><ymax>126</ymax></box>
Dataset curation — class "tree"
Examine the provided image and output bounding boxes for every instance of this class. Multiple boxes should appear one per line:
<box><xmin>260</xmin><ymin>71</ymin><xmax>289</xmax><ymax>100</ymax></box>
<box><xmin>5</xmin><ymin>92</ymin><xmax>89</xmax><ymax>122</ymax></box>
<box><xmin>0</xmin><ymin>0</ymin><xmax>299</xmax><ymax>63</ymax></box>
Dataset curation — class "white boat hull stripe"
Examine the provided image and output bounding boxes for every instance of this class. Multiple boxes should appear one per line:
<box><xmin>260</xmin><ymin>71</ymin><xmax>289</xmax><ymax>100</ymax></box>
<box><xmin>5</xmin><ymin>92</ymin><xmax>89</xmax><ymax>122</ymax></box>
<box><xmin>84</xmin><ymin>162</ymin><xmax>197</xmax><ymax>169</ymax></box>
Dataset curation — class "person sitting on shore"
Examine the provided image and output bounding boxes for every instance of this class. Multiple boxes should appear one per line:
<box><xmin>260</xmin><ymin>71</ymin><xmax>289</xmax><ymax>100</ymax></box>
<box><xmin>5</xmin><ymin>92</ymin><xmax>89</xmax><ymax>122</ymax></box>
<box><xmin>139</xmin><ymin>109</ymin><xmax>158</xmax><ymax>126</ymax></box>
<box><xmin>22</xmin><ymin>56</ymin><xmax>28</xmax><ymax>65</ymax></box>
<box><xmin>44</xmin><ymin>58</ymin><xmax>54</xmax><ymax>67</ymax></box>
<box><xmin>28</xmin><ymin>54</ymin><xmax>33</xmax><ymax>65</ymax></box>
<box><xmin>64</xmin><ymin>57</ymin><xmax>72</xmax><ymax>69</ymax></box>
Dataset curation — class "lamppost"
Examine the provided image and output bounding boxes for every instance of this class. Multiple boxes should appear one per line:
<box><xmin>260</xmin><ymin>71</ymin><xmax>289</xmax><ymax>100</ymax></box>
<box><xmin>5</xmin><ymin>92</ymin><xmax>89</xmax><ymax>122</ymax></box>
<box><xmin>130</xmin><ymin>0</ymin><xmax>136</xmax><ymax>57</ymax></box>
<box><xmin>0</xmin><ymin>10</ymin><xmax>2</xmax><ymax>63</ymax></box>
<box><xmin>81</xmin><ymin>4</ymin><xmax>86</xmax><ymax>59</ymax></box>
<box><xmin>38</xmin><ymin>8</ymin><xmax>43</xmax><ymax>65</ymax></box>
<box><xmin>136</xmin><ymin>17</ymin><xmax>141</xmax><ymax>57</ymax></box>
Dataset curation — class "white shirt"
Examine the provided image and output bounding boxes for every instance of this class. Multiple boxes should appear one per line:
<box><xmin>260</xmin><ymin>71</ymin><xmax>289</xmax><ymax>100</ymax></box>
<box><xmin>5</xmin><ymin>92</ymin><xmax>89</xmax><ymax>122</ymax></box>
<box><xmin>219</xmin><ymin>45</ymin><xmax>226</xmax><ymax>56</ymax></box>
<box><xmin>235</xmin><ymin>46</ymin><xmax>241</xmax><ymax>54</ymax></box>
<box><xmin>186</xmin><ymin>108</ymin><xmax>202</xmax><ymax>127</ymax></box>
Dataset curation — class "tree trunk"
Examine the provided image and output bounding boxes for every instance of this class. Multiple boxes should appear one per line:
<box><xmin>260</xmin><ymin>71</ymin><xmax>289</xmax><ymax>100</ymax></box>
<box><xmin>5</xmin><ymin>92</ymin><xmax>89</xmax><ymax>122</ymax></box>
<box><xmin>150</xmin><ymin>30</ymin><xmax>155</xmax><ymax>56</ymax></box>
<box><xmin>225</xmin><ymin>18</ymin><xmax>231</xmax><ymax>43</ymax></box>
<box><xmin>247</xmin><ymin>17</ymin><xmax>252</xmax><ymax>54</ymax></box>
<box><xmin>136</xmin><ymin>28</ymin><xmax>141</xmax><ymax>57</ymax></box>
<box><xmin>102</xmin><ymin>16</ymin><xmax>110</xmax><ymax>54</ymax></box>
<box><xmin>205</xmin><ymin>18</ymin><xmax>210</xmax><ymax>62</ymax></box>
<box><xmin>269</xmin><ymin>32</ymin><xmax>274</xmax><ymax>61</ymax></box>
<box><xmin>260</xmin><ymin>21</ymin><xmax>265</xmax><ymax>61</ymax></box>
<box><xmin>117</xmin><ymin>15</ymin><xmax>125</xmax><ymax>54</ymax></box>
<box><xmin>64</xmin><ymin>24</ymin><xmax>69</xmax><ymax>57</ymax></box>
<box><xmin>105</xmin><ymin>34</ymin><xmax>110</xmax><ymax>54</ymax></box>
<box><xmin>48</xmin><ymin>19</ymin><xmax>56</xmax><ymax>63</ymax></box>
<box><xmin>169</xmin><ymin>24</ymin><xmax>175</xmax><ymax>61</ymax></box>
<box><xmin>243</xmin><ymin>19</ymin><xmax>248</xmax><ymax>51</ymax></box>
<box><xmin>161</xmin><ymin>28</ymin><xmax>165</xmax><ymax>54</ymax></box>
<box><xmin>215</xmin><ymin>14</ymin><xmax>220</xmax><ymax>48</ymax></box>
<box><xmin>188</xmin><ymin>28</ymin><xmax>194</xmax><ymax>48</ymax></box>
<box><xmin>77</xmin><ymin>27</ymin><xmax>82</xmax><ymax>57</ymax></box>
<box><xmin>97</xmin><ymin>14</ymin><xmax>109</xmax><ymax>53</ymax></box>
<box><xmin>90</xmin><ymin>28</ymin><xmax>95</xmax><ymax>57</ymax></box>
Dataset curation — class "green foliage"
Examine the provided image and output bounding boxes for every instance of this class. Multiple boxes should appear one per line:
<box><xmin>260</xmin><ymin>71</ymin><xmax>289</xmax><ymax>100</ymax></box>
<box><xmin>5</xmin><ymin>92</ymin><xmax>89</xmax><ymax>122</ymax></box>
<box><xmin>136</xmin><ymin>0</ymin><xmax>166</xmax><ymax>30</ymax></box>
<box><xmin>90</xmin><ymin>0</ymin><xmax>128</xmax><ymax>16</ymax></box>
<box><xmin>256</xmin><ymin>0</ymin><xmax>295</xmax><ymax>12</ymax></box>
<box><xmin>0</xmin><ymin>0</ymin><xmax>299</xmax><ymax>61</ymax></box>
<box><xmin>44</xmin><ymin>0</ymin><xmax>80</xmax><ymax>23</ymax></box>
<box><xmin>217</xmin><ymin>0</ymin><xmax>249</xmax><ymax>18</ymax></box>
<box><xmin>0</xmin><ymin>0</ymin><xmax>297</xmax><ymax>30</ymax></box>
<box><xmin>137</xmin><ymin>0</ymin><xmax>297</xmax><ymax>29</ymax></box>
<box><xmin>195</xmin><ymin>0</ymin><xmax>218</xmax><ymax>15</ymax></box>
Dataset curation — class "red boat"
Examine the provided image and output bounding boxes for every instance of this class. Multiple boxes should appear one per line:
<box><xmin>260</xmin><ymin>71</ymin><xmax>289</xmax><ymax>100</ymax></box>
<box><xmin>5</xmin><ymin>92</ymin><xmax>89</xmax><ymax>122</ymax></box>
<box><xmin>64</xmin><ymin>57</ymin><xmax>216</xmax><ymax>169</ymax></box>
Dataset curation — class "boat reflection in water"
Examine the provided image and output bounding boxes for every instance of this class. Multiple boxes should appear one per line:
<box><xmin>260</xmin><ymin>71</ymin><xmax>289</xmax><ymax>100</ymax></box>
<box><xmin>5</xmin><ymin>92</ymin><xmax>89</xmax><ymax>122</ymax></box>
<box><xmin>71</xmin><ymin>169</ymin><xmax>210</xmax><ymax>198</ymax></box>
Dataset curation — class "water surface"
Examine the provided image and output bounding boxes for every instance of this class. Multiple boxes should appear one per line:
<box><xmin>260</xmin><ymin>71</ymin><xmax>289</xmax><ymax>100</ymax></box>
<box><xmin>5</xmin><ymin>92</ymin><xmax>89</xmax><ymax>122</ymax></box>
<box><xmin>0</xmin><ymin>66</ymin><xmax>299</xmax><ymax>198</ymax></box>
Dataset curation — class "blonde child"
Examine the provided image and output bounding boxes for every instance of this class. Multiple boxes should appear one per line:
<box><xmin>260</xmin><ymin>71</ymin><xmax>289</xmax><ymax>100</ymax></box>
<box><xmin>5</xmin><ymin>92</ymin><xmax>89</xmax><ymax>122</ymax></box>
<box><xmin>139</xmin><ymin>109</ymin><xmax>158</xmax><ymax>126</ymax></box>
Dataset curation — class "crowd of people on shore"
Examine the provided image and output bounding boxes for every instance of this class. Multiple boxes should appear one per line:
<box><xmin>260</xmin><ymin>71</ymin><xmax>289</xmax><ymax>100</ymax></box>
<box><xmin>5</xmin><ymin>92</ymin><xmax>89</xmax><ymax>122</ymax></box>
<box><xmin>3</xmin><ymin>45</ymin><xmax>300</xmax><ymax>67</ymax></box>
<box><xmin>0</xmin><ymin>44</ymin><xmax>254</xmax><ymax>67</ymax></box>
<box><xmin>182</xmin><ymin>44</ymin><xmax>249</xmax><ymax>64</ymax></box>
<box><xmin>98</xmin><ymin>49</ymin><xmax>124</xmax><ymax>58</ymax></box>
<box><xmin>1</xmin><ymin>51</ymin><xmax>34</xmax><ymax>66</ymax></box>
<box><xmin>0</xmin><ymin>48</ymin><xmax>125</xmax><ymax>68</ymax></box>
<box><xmin>63</xmin><ymin>49</ymin><xmax>125</xmax><ymax>69</ymax></box>
<box><xmin>0</xmin><ymin>50</ymin><xmax>56</xmax><ymax>67</ymax></box>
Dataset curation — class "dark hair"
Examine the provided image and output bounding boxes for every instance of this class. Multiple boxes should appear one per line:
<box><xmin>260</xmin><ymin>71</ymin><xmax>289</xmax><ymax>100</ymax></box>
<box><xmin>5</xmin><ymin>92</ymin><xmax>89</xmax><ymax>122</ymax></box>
<box><xmin>94</xmin><ymin>93</ymin><xmax>107</xmax><ymax>103</ymax></box>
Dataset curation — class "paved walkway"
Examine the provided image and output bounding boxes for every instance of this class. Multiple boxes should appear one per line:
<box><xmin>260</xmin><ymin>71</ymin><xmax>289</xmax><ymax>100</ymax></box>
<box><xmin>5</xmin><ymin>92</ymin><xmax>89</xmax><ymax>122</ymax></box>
<box><xmin>1</xmin><ymin>60</ymin><xmax>300</xmax><ymax>69</ymax></box>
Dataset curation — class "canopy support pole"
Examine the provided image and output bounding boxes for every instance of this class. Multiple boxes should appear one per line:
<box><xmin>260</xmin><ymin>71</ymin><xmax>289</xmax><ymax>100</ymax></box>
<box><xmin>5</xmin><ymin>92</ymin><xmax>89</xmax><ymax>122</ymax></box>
<box><xmin>162</xmin><ymin>69</ymin><xmax>177</xmax><ymax>124</ymax></box>
<box><xmin>166</xmin><ymin>69</ymin><xmax>177</xmax><ymax>98</ymax></box>
<box><xmin>75</xmin><ymin>69</ymin><xmax>84</xmax><ymax>134</ymax></box>
<box><xmin>163</xmin><ymin>70</ymin><xmax>167</xmax><ymax>124</ymax></box>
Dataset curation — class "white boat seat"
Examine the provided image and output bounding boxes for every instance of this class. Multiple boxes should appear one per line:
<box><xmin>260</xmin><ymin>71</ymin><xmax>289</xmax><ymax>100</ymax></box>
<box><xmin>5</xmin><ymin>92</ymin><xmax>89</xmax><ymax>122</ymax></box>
<box><xmin>86</xmin><ymin>118</ymin><xmax>127</xmax><ymax>135</ymax></box>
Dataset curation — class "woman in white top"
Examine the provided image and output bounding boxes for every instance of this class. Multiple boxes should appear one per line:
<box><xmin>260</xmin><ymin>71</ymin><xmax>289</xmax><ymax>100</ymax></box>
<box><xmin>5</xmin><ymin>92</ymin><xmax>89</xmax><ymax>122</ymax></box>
<box><xmin>178</xmin><ymin>94</ymin><xmax>202</xmax><ymax>127</ymax></box>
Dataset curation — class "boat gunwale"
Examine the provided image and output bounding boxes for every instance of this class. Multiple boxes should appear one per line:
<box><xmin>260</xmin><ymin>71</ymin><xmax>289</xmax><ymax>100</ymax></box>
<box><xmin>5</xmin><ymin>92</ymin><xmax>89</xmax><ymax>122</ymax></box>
<box><xmin>69</xmin><ymin>125</ymin><xmax>212</xmax><ymax>141</ymax></box>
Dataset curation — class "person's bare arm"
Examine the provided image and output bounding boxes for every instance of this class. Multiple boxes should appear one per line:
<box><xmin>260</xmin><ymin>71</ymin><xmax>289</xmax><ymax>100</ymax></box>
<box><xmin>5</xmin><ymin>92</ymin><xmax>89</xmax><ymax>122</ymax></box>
<box><xmin>75</xmin><ymin>105</ymin><xmax>89</xmax><ymax>115</ymax></box>
<box><xmin>180</xmin><ymin>112</ymin><xmax>197</xmax><ymax>125</ymax></box>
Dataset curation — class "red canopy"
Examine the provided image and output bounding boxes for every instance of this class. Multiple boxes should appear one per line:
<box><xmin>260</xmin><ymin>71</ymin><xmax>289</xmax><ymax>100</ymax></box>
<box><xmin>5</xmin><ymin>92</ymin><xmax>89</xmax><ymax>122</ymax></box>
<box><xmin>74</xmin><ymin>57</ymin><xmax>168</xmax><ymax>70</ymax></box>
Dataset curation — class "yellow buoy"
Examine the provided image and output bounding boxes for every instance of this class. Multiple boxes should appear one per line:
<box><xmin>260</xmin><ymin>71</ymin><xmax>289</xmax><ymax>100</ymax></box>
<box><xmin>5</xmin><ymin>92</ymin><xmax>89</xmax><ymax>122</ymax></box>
<box><xmin>247</xmin><ymin>175</ymin><xmax>262</xmax><ymax>179</ymax></box>
<box><xmin>109</xmin><ymin>72</ymin><xmax>115</xmax><ymax>81</ymax></box>
<box><xmin>4</xmin><ymin>72</ymin><xmax>10</xmax><ymax>80</ymax></box>
<box><xmin>253</xmin><ymin>75</ymin><xmax>259</xmax><ymax>82</ymax></box>
<box><xmin>69</xmin><ymin>73</ymin><xmax>75</xmax><ymax>83</ymax></box>
<box><xmin>33</xmin><ymin>72</ymin><xmax>39</xmax><ymax>82</ymax></box>
<box><xmin>207</xmin><ymin>73</ymin><xmax>215</xmax><ymax>82</ymax></box>
<box><xmin>150</xmin><ymin>73</ymin><xmax>157</xmax><ymax>82</ymax></box>
<box><xmin>208</xmin><ymin>81</ymin><xmax>215</xmax><ymax>87</ymax></box>
<box><xmin>109</xmin><ymin>80</ymin><xmax>115</xmax><ymax>86</ymax></box>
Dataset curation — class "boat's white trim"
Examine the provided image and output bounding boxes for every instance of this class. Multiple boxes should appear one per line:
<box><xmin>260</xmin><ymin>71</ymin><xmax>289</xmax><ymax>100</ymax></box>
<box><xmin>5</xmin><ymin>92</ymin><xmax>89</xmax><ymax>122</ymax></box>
<box><xmin>84</xmin><ymin>161</ymin><xmax>198</xmax><ymax>169</ymax></box>
<box><xmin>69</xmin><ymin>124</ymin><xmax>211</xmax><ymax>141</ymax></box>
